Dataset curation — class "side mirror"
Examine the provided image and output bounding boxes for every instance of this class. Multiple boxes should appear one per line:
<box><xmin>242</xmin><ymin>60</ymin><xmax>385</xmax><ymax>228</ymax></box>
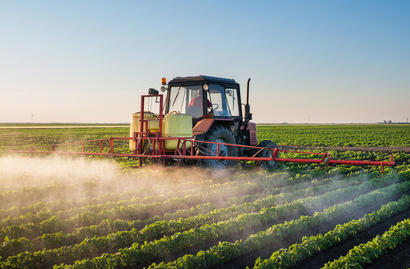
<box><xmin>160</xmin><ymin>86</ymin><xmax>167</xmax><ymax>92</ymax></box>
<box><xmin>148</xmin><ymin>88</ymin><xmax>159</xmax><ymax>95</ymax></box>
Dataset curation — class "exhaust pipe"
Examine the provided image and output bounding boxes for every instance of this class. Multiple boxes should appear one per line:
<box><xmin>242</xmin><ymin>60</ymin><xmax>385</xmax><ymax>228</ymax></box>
<box><xmin>246</xmin><ymin>78</ymin><xmax>251</xmax><ymax>105</ymax></box>
<box><xmin>244</xmin><ymin>78</ymin><xmax>252</xmax><ymax>126</ymax></box>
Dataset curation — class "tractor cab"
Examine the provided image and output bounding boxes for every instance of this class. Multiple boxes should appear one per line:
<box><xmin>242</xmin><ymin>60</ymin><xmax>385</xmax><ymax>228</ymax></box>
<box><xmin>164</xmin><ymin>76</ymin><xmax>243</xmax><ymax>126</ymax></box>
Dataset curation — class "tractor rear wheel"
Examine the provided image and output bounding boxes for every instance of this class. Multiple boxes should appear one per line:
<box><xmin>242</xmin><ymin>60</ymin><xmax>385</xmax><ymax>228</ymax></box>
<box><xmin>257</xmin><ymin>140</ymin><xmax>277</xmax><ymax>170</ymax></box>
<box><xmin>197</xmin><ymin>125</ymin><xmax>238</xmax><ymax>168</ymax></box>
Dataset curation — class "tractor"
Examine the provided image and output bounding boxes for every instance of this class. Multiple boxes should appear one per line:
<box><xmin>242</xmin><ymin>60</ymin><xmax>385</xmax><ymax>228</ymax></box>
<box><xmin>153</xmin><ymin>75</ymin><xmax>274</xmax><ymax>168</ymax></box>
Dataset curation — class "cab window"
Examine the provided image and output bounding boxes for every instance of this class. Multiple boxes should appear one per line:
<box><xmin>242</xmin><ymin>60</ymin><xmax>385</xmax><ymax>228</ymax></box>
<box><xmin>208</xmin><ymin>84</ymin><xmax>230</xmax><ymax>117</ymax></box>
<box><xmin>168</xmin><ymin>85</ymin><xmax>203</xmax><ymax>118</ymax></box>
<box><xmin>225</xmin><ymin>88</ymin><xmax>240</xmax><ymax>117</ymax></box>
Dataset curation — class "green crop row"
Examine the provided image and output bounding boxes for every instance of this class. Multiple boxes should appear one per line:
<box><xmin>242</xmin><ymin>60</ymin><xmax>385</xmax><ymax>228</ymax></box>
<box><xmin>1</xmin><ymin>174</ymin><xmax>379</xmax><ymax>268</ymax></box>
<box><xmin>253</xmin><ymin>194</ymin><xmax>410</xmax><ymax>268</ymax></box>
<box><xmin>322</xmin><ymin>218</ymin><xmax>410</xmax><ymax>268</ymax></box>
<box><xmin>0</xmin><ymin>176</ymin><xmax>256</xmax><ymax>229</ymax></box>
<box><xmin>0</xmin><ymin>174</ymin><xmax>301</xmax><ymax>240</ymax></box>
<box><xmin>0</xmin><ymin>183</ymin><xmax>84</xmax><ymax>210</ymax></box>
<box><xmin>148</xmin><ymin>181</ymin><xmax>409</xmax><ymax>269</ymax></box>
<box><xmin>0</xmin><ymin>174</ymin><xmax>359</xmax><ymax>257</ymax></box>
<box><xmin>0</xmin><ymin>178</ymin><xmax>237</xmax><ymax>228</ymax></box>
<box><xmin>42</xmin><ymin>179</ymin><xmax>409</xmax><ymax>269</ymax></box>
<box><xmin>257</xmin><ymin>125</ymin><xmax>410</xmax><ymax>147</ymax></box>
<box><xmin>1</xmin><ymin>125</ymin><xmax>407</xmax><ymax>151</ymax></box>
<box><xmin>0</xmin><ymin>175</ymin><xmax>219</xmax><ymax>219</ymax></box>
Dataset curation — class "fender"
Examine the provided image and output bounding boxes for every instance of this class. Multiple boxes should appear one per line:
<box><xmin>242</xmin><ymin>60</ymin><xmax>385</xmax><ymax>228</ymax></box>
<box><xmin>247</xmin><ymin>122</ymin><xmax>258</xmax><ymax>146</ymax></box>
<box><xmin>192</xmin><ymin>118</ymin><xmax>215</xmax><ymax>136</ymax></box>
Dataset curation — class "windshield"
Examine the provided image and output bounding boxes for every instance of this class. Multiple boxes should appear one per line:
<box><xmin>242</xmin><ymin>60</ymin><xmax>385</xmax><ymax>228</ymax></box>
<box><xmin>168</xmin><ymin>85</ymin><xmax>203</xmax><ymax>118</ymax></box>
<box><xmin>209</xmin><ymin>84</ymin><xmax>239</xmax><ymax>117</ymax></box>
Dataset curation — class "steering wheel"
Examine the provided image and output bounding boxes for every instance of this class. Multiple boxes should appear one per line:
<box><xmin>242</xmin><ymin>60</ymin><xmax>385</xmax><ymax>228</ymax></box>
<box><xmin>212</xmin><ymin>103</ymin><xmax>219</xmax><ymax>110</ymax></box>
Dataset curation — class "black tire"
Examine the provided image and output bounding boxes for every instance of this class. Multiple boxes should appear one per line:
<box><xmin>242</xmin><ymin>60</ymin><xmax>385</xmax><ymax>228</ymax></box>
<box><xmin>257</xmin><ymin>140</ymin><xmax>277</xmax><ymax>170</ymax></box>
<box><xmin>197</xmin><ymin>125</ymin><xmax>238</xmax><ymax>168</ymax></box>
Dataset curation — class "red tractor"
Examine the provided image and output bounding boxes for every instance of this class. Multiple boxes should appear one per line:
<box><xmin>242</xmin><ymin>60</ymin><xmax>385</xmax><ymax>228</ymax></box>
<box><xmin>154</xmin><ymin>75</ymin><xmax>273</xmax><ymax>168</ymax></box>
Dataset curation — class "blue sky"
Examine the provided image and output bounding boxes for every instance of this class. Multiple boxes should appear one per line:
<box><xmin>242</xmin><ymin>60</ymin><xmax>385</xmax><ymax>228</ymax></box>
<box><xmin>1</xmin><ymin>1</ymin><xmax>409</xmax><ymax>123</ymax></box>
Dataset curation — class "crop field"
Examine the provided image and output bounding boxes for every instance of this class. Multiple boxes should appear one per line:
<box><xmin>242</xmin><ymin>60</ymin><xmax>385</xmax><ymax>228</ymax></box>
<box><xmin>0</xmin><ymin>124</ymin><xmax>409</xmax><ymax>268</ymax></box>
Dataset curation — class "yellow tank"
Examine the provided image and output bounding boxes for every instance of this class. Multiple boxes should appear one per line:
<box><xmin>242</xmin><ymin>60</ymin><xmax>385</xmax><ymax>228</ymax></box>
<box><xmin>129</xmin><ymin>112</ymin><xmax>159</xmax><ymax>151</ymax></box>
<box><xmin>163</xmin><ymin>113</ymin><xmax>193</xmax><ymax>150</ymax></box>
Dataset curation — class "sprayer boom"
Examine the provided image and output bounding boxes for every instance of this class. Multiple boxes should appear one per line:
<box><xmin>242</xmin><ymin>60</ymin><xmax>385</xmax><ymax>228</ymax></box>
<box><xmin>10</xmin><ymin>136</ymin><xmax>395</xmax><ymax>173</ymax></box>
<box><xmin>9</xmin><ymin>76</ymin><xmax>397</xmax><ymax>173</ymax></box>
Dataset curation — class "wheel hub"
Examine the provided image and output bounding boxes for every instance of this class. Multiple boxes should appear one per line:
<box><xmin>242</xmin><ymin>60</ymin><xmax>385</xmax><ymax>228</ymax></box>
<box><xmin>210</xmin><ymin>139</ymin><xmax>229</xmax><ymax>167</ymax></box>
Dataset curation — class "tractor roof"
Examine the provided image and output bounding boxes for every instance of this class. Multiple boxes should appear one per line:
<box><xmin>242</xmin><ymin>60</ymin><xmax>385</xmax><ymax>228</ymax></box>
<box><xmin>168</xmin><ymin>75</ymin><xmax>239</xmax><ymax>88</ymax></box>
